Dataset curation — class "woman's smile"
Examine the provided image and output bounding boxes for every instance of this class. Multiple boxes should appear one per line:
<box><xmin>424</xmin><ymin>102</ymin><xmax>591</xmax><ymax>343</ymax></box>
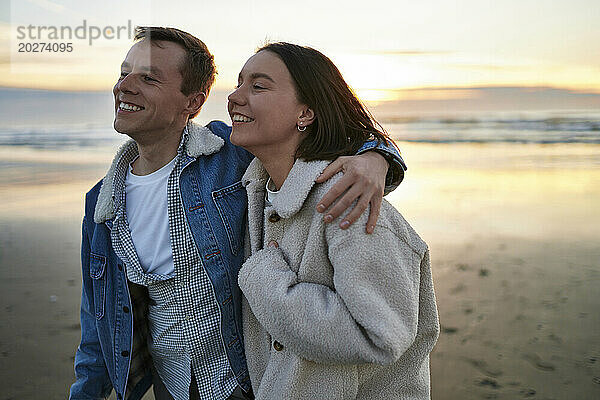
<box><xmin>227</xmin><ymin>50</ymin><xmax>306</xmax><ymax>155</ymax></box>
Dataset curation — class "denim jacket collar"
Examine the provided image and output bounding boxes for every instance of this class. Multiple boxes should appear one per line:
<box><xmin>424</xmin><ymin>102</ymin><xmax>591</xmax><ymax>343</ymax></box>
<box><xmin>94</xmin><ymin>121</ymin><xmax>224</xmax><ymax>223</ymax></box>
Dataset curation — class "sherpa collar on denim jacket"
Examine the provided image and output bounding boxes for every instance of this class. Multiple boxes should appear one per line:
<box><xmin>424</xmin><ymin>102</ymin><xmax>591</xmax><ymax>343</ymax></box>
<box><xmin>94</xmin><ymin>121</ymin><xmax>224</xmax><ymax>224</ymax></box>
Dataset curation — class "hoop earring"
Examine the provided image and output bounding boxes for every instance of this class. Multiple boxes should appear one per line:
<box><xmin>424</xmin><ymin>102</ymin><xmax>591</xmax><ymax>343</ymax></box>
<box><xmin>297</xmin><ymin>122</ymin><xmax>307</xmax><ymax>132</ymax></box>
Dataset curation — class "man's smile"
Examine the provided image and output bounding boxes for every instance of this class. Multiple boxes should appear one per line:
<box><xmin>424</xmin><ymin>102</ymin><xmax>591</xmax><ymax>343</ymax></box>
<box><xmin>118</xmin><ymin>101</ymin><xmax>145</xmax><ymax>113</ymax></box>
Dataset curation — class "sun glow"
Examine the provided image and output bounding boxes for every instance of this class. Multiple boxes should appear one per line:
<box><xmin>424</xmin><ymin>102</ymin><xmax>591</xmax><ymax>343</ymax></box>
<box><xmin>1</xmin><ymin>0</ymin><xmax>598</xmax><ymax>97</ymax></box>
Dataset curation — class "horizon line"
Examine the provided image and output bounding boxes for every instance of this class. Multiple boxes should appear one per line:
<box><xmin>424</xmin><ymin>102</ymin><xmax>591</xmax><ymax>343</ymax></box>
<box><xmin>2</xmin><ymin>84</ymin><xmax>600</xmax><ymax>96</ymax></box>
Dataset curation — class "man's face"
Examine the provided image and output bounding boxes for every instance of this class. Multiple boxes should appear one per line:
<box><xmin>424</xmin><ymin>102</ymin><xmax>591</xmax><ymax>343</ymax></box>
<box><xmin>113</xmin><ymin>40</ymin><xmax>190</xmax><ymax>141</ymax></box>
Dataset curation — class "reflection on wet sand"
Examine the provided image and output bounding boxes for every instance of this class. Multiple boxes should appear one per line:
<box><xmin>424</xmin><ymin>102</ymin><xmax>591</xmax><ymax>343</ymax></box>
<box><xmin>1</xmin><ymin>143</ymin><xmax>598</xmax><ymax>399</ymax></box>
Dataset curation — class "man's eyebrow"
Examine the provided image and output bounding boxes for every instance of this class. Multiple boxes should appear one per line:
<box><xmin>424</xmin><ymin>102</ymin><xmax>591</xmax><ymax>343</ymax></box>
<box><xmin>119</xmin><ymin>62</ymin><xmax>164</xmax><ymax>78</ymax></box>
<box><xmin>144</xmin><ymin>66</ymin><xmax>164</xmax><ymax>77</ymax></box>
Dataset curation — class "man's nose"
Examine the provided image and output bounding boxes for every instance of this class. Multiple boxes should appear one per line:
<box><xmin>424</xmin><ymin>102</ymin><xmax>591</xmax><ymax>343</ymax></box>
<box><xmin>116</xmin><ymin>74</ymin><xmax>138</xmax><ymax>94</ymax></box>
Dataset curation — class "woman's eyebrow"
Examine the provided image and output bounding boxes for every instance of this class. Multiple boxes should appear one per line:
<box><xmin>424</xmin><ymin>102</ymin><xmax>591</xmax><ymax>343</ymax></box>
<box><xmin>239</xmin><ymin>71</ymin><xmax>275</xmax><ymax>83</ymax></box>
<box><xmin>250</xmin><ymin>72</ymin><xmax>275</xmax><ymax>82</ymax></box>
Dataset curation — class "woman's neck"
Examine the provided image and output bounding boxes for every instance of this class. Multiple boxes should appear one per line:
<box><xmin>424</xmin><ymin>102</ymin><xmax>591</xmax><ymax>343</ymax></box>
<box><xmin>258</xmin><ymin>152</ymin><xmax>296</xmax><ymax>191</ymax></box>
<box><xmin>245</xmin><ymin>133</ymin><xmax>303</xmax><ymax>190</ymax></box>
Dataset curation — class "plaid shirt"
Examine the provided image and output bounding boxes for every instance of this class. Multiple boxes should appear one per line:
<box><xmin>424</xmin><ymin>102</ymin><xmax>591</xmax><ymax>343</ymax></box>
<box><xmin>110</xmin><ymin>129</ymin><xmax>238</xmax><ymax>400</ymax></box>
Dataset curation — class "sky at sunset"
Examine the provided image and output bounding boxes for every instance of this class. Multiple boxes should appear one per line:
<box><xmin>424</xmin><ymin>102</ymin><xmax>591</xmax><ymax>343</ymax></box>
<box><xmin>0</xmin><ymin>0</ymin><xmax>598</xmax><ymax>106</ymax></box>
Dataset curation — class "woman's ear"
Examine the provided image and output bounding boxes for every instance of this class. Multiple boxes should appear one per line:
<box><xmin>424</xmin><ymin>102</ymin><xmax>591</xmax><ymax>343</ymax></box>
<box><xmin>298</xmin><ymin>107</ymin><xmax>316</xmax><ymax>127</ymax></box>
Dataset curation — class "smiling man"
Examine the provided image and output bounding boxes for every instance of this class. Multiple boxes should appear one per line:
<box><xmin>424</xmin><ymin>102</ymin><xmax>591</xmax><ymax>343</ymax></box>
<box><xmin>69</xmin><ymin>27</ymin><xmax>406</xmax><ymax>400</ymax></box>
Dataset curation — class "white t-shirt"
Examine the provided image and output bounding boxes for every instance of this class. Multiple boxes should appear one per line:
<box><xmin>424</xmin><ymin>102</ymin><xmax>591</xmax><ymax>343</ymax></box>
<box><xmin>124</xmin><ymin>156</ymin><xmax>177</xmax><ymax>276</ymax></box>
<box><xmin>266</xmin><ymin>177</ymin><xmax>279</xmax><ymax>204</ymax></box>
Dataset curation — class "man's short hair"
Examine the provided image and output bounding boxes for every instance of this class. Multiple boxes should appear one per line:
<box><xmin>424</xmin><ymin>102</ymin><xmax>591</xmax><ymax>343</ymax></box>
<box><xmin>134</xmin><ymin>27</ymin><xmax>216</xmax><ymax>117</ymax></box>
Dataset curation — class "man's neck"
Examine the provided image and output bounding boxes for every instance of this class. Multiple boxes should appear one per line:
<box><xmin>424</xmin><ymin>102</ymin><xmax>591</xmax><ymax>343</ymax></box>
<box><xmin>131</xmin><ymin>128</ymin><xmax>184</xmax><ymax>176</ymax></box>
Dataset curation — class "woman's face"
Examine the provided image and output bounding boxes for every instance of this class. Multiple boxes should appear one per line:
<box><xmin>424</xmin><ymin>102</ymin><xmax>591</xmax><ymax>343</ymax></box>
<box><xmin>227</xmin><ymin>50</ymin><xmax>307</xmax><ymax>155</ymax></box>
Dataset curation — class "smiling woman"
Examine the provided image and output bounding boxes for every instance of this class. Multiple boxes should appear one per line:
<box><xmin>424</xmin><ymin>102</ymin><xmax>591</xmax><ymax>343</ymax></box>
<box><xmin>229</xmin><ymin>42</ymin><xmax>438</xmax><ymax>400</ymax></box>
<box><xmin>228</xmin><ymin>50</ymin><xmax>306</xmax><ymax>172</ymax></box>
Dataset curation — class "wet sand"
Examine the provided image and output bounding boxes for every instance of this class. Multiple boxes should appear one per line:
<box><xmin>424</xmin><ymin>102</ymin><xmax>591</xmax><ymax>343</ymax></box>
<box><xmin>391</xmin><ymin>143</ymin><xmax>600</xmax><ymax>399</ymax></box>
<box><xmin>1</xmin><ymin>143</ymin><xmax>599</xmax><ymax>399</ymax></box>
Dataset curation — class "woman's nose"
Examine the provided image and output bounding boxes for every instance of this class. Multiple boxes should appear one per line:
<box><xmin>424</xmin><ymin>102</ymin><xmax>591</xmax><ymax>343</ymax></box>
<box><xmin>227</xmin><ymin>85</ymin><xmax>245</xmax><ymax>105</ymax></box>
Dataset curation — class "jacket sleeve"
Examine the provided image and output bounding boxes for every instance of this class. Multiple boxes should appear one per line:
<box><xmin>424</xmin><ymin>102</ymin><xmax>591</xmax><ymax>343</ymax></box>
<box><xmin>356</xmin><ymin>138</ymin><xmax>406</xmax><ymax>195</ymax></box>
<box><xmin>69</xmin><ymin>218</ymin><xmax>113</xmax><ymax>399</ymax></box>
<box><xmin>238</xmin><ymin>211</ymin><xmax>424</xmax><ymax>366</ymax></box>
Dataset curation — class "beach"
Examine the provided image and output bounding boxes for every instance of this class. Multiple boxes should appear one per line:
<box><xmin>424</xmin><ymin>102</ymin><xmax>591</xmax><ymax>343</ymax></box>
<box><xmin>2</xmin><ymin>0</ymin><xmax>599</xmax><ymax>396</ymax></box>
<box><xmin>393</xmin><ymin>143</ymin><xmax>600</xmax><ymax>399</ymax></box>
<box><xmin>1</xmin><ymin>142</ymin><xmax>599</xmax><ymax>399</ymax></box>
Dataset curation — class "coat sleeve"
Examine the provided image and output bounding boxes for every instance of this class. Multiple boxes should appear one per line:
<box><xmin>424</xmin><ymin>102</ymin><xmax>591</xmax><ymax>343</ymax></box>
<box><xmin>69</xmin><ymin>218</ymin><xmax>113</xmax><ymax>399</ymax></box>
<box><xmin>238</xmin><ymin>211</ymin><xmax>425</xmax><ymax>366</ymax></box>
<box><xmin>356</xmin><ymin>138</ymin><xmax>406</xmax><ymax>194</ymax></box>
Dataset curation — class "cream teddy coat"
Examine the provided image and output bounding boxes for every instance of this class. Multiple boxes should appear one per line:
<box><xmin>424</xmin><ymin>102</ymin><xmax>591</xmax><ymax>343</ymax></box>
<box><xmin>238</xmin><ymin>157</ymin><xmax>439</xmax><ymax>400</ymax></box>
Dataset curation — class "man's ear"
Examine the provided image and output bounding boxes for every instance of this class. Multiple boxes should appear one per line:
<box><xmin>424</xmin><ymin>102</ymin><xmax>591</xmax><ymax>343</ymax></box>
<box><xmin>184</xmin><ymin>91</ymin><xmax>207</xmax><ymax>117</ymax></box>
<box><xmin>298</xmin><ymin>107</ymin><xmax>316</xmax><ymax>127</ymax></box>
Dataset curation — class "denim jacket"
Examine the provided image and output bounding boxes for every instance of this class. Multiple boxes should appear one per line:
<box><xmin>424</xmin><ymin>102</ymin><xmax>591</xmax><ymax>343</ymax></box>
<box><xmin>69</xmin><ymin>120</ymin><xmax>406</xmax><ymax>400</ymax></box>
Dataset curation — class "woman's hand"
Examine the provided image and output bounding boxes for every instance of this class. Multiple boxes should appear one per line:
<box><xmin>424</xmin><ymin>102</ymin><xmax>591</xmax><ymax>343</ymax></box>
<box><xmin>315</xmin><ymin>151</ymin><xmax>388</xmax><ymax>234</ymax></box>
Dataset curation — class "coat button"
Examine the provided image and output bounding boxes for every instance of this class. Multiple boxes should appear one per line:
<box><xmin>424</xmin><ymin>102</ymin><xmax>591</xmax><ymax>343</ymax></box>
<box><xmin>123</xmin><ymin>306</ymin><xmax>130</xmax><ymax>313</ymax></box>
<box><xmin>273</xmin><ymin>341</ymin><xmax>284</xmax><ymax>351</ymax></box>
<box><xmin>268</xmin><ymin>213</ymin><xmax>281</xmax><ymax>223</ymax></box>
<box><xmin>117</xmin><ymin>264</ymin><xmax>123</xmax><ymax>271</ymax></box>
<box><xmin>121</xmin><ymin>350</ymin><xmax>129</xmax><ymax>357</ymax></box>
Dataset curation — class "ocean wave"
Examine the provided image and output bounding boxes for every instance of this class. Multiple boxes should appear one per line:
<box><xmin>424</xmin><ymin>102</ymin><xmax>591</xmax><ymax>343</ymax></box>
<box><xmin>375</xmin><ymin>114</ymin><xmax>600</xmax><ymax>143</ymax></box>
<box><xmin>0</xmin><ymin>114</ymin><xmax>599</xmax><ymax>148</ymax></box>
<box><xmin>0</xmin><ymin>126</ymin><xmax>124</xmax><ymax>150</ymax></box>
<box><xmin>379</xmin><ymin>116</ymin><xmax>600</xmax><ymax>132</ymax></box>
<box><xmin>385</xmin><ymin>130</ymin><xmax>600</xmax><ymax>144</ymax></box>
